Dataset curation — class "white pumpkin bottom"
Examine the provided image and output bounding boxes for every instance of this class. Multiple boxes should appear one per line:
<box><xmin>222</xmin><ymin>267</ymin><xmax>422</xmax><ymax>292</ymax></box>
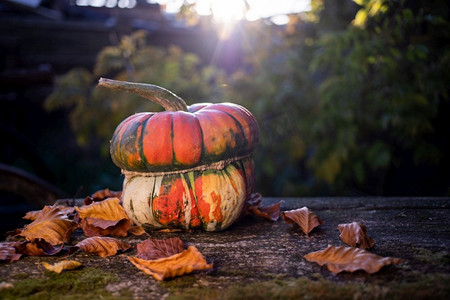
<box><xmin>121</xmin><ymin>159</ymin><xmax>252</xmax><ymax>231</ymax></box>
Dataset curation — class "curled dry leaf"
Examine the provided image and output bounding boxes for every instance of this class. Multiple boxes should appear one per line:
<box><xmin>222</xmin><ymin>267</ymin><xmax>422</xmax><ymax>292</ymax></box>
<box><xmin>23</xmin><ymin>205</ymin><xmax>75</xmax><ymax>221</ymax></box>
<box><xmin>69</xmin><ymin>237</ymin><xmax>132</xmax><ymax>257</ymax></box>
<box><xmin>338</xmin><ymin>222</ymin><xmax>375</xmax><ymax>249</ymax></box>
<box><xmin>21</xmin><ymin>239</ymin><xmax>64</xmax><ymax>256</ymax></box>
<box><xmin>128</xmin><ymin>225</ymin><xmax>148</xmax><ymax>236</ymax></box>
<box><xmin>80</xmin><ymin>218</ymin><xmax>132</xmax><ymax>237</ymax></box>
<box><xmin>243</xmin><ymin>193</ymin><xmax>281</xmax><ymax>221</ymax></box>
<box><xmin>282</xmin><ymin>206</ymin><xmax>324</xmax><ymax>236</ymax></box>
<box><xmin>19</xmin><ymin>206</ymin><xmax>77</xmax><ymax>245</ymax></box>
<box><xmin>84</xmin><ymin>188</ymin><xmax>122</xmax><ymax>205</ymax></box>
<box><xmin>137</xmin><ymin>237</ymin><xmax>185</xmax><ymax>260</ymax></box>
<box><xmin>76</xmin><ymin>198</ymin><xmax>132</xmax><ymax>237</ymax></box>
<box><xmin>157</xmin><ymin>228</ymin><xmax>183</xmax><ymax>233</ymax></box>
<box><xmin>40</xmin><ymin>260</ymin><xmax>82</xmax><ymax>274</ymax></box>
<box><xmin>0</xmin><ymin>242</ymin><xmax>23</xmax><ymax>263</ymax></box>
<box><xmin>128</xmin><ymin>246</ymin><xmax>213</xmax><ymax>281</ymax></box>
<box><xmin>304</xmin><ymin>245</ymin><xmax>403</xmax><ymax>274</ymax></box>
<box><xmin>76</xmin><ymin>197</ymin><xmax>128</xmax><ymax>220</ymax></box>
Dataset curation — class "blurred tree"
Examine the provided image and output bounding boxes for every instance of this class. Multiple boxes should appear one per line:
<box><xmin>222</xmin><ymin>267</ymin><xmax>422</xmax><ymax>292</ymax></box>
<box><xmin>45</xmin><ymin>30</ymin><xmax>227</xmax><ymax>157</ymax></box>
<box><xmin>45</xmin><ymin>1</ymin><xmax>450</xmax><ymax>196</ymax></box>
<box><xmin>225</xmin><ymin>0</ymin><xmax>450</xmax><ymax>195</ymax></box>
<box><xmin>305</xmin><ymin>0</ymin><xmax>450</xmax><ymax>194</ymax></box>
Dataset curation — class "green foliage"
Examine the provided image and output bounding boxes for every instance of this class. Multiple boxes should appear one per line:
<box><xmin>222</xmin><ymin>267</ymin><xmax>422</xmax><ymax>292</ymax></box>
<box><xmin>45</xmin><ymin>1</ymin><xmax>450</xmax><ymax>196</ymax></box>
<box><xmin>45</xmin><ymin>31</ymin><xmax>227</xmax><ymax>157</ymax></box>
<box><xmin>303</xmin><ymin>0</ymin><xmax>450</xmax><ymax>192</ymax></box>
<box><xmin>227</xmin><ymin>0</ymin><xmax>449</xmax><ymax>195</ymax></box>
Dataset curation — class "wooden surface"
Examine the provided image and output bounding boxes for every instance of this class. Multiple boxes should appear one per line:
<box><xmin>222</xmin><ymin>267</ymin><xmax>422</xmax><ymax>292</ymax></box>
<box><xmin>1</xmin><ymin>197</ymin><xmax>449</xmax><ymax>299</ymax></box>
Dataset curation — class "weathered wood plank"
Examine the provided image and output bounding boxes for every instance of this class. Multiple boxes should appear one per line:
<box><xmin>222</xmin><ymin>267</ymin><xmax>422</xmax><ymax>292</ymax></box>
<box><xmin>1</xmin><ymin>197</ymin><xmax>449</xmax><ymax>299</ymax></box>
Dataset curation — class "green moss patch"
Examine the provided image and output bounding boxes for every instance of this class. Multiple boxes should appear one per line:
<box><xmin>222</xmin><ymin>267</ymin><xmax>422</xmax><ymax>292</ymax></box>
<box><xmin>167</xmin><ymin>274</ymin><xmax>450</xmax><ymax>300</ymax></box>
<box><xmin>0</xmin><ymin>267</ymin><xmax>125</xmax><ymax>300</ymax></box>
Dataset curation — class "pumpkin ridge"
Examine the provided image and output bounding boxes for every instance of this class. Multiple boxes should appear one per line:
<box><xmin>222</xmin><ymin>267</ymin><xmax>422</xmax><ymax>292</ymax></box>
<box><xmin>129</xmin><ymin>199</ymin><xmax>137</xmax><ymax>221</ymax></box>
<box><xmin>223</xmin><ymin>166</ymin><xmax>239</xmax><ymax>194</ymax></box>
<box><xmin>111</xmin><ymin>114</ymin><xmax>139</xmax><ymax>169</ymax></box>
<box><xmin>217</xmin><ymin>108</ymin><xmax>247</xmax><ymax>154</ymax></box>
<box><xmin>193</xmin><ymin>113</ymin><xmax>206</xmax><ymax>166</ymax></box>
<box><xmin>186</xmin><ymin>171</ymin><xmax>201</xmax><ymax>228</ymax></box>
<box><xmin>139</xmin><ymin>115</ymin><xmax>153</xmax><ymax>171</ymax></box>
<box><xmin>150</xmin><ymin>175</ymin><xmax>161</xmax><ymax>226</ymax></box>
<box><xmin>236</xmin><ymin>159</ymin><xmax>247</xmax><ymax>188</ymax></box>
<box><xmin>123</xmin><ymin>114</ymin><xmax>148</xmax><ymax>170</ymax></box>
<box><xmin>170</xmin><ymin>115</ymin><xmax>175</xmax><ymax>166</ymax></box>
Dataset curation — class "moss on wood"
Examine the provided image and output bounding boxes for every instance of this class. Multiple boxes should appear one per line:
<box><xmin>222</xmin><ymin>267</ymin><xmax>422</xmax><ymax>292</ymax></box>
<box><xmin>0</xmin><ymin>267</ymin><xmax>125</xmax><ymax>300</ymax></box>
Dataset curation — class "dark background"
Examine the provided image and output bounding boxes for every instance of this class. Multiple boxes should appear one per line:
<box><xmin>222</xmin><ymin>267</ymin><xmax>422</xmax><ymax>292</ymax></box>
<box><xmin>1</xmin><ymin>0</ymin><xmax>449</xmax><ymax>234</ymax></box>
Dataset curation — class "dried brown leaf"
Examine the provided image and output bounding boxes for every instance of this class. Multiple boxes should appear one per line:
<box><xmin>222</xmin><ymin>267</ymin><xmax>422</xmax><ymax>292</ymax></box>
<box><xmin>23</xmin><ymin>205</ymin><xmax>75</xmax><ymax>221</ymax></box>
<box><xmin>282</xmin><ymin>207</ymin><xmax>324</xmax><ymax>236</ymax></box>
<box><xmin>243</xmin><ymin>193</ymin><xmax>281</xmax><ymax>221</ymax></box>
<box><xmin>304</xmin><ymin>245</ymin><xmax>403</xmax><ymax>274</ymax></box>
<box><xmin>40</xmin><ymin>260</ymin><xmax>82</xmax><ymax>274</ymax></box>
<box><xmin>246</xmin><ymin>192</ymin><xmax>263</xmax><ymax>208</ymax></box>
<box><xmin>84</xmin><ymin>188</ymin><xmax>122</xmax><ymax>205</ymax></box>
<box><xmin>19</xmin><ymin>206</ymin><xmax>77</xmax><ymax>245</ymax></box>
<box><xmin>69</xmin><ymin>237</ymin><xmax>132</xmax><ymax>257</ymax></box>
<box><xmin>128</xmin><ymin>246</ymin><xmax>213</xmax><ymax>281</ymax></box>
<box><xmin>157</xmin><ymin>228</ymin><xmax>183</xmax><ymax>233</ymax></box>
<box><xmin>76</xmin><ymin>198</ymin><xmax>131</xmax><ymax>237</ymax></box>
<box><xmin>0</xmin><ymin>242</ymin><xmax>23</xmax><ymax>263</ymax></box>
<box><xmin>79</xmin><ymin>218</ymin><xmax>132</xmax><ymax>237</ymax></box>
<box><xmin>128</xmin><ymin>225</ymin><xmax>148</xmax><ymax>236</ymax></box>
<box><xmin>249</xmin><ymin>202</ymin><xmax>281</xmax><ymax>222</ymax></box>
<box><xmin>137</xmin><ymin>237</ymin><xmax>185</xmax><ymax>260</ymax></box>
<box><xmin>338</xmin><ymin>222</ymin><xmax>375</xmax><ymax>249</ymax></box>
<box><xmin>21</xmin><ymin>239</ymin><xmax>64</xmax><ymax>256</ymax></box>
<box><xmin>76</xmin><ymin>197</ymin><xmax>128</xmax><ymax>220</ymax></box>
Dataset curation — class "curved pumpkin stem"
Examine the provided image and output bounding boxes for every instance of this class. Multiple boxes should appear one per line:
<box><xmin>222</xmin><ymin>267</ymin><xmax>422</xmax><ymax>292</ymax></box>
<box><xmin>98</xmin><ymin>78</ymin><xmax>189</xmax><ymax>112</ymax></box>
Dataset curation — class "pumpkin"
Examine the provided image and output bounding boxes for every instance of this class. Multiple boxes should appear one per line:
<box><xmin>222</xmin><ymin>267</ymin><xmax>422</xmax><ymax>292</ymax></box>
<box><xmin>98</xmin><ymin>78</ymin><xmax>258</xmax><ymax>231</ymax></box>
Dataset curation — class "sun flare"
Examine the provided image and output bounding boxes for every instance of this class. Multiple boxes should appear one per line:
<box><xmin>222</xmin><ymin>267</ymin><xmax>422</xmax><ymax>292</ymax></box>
<box><xmin>209</xmin><ymin>0</ymin><xmax>246</xmax><ymax>24</ymax></box>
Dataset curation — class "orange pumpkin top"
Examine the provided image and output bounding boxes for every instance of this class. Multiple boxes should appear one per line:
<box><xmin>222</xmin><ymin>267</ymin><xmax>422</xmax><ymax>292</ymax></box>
<box><xmin>100</xmin><ymin>78</ymin><xmax>259</xmax><ymax>173</ymax></box>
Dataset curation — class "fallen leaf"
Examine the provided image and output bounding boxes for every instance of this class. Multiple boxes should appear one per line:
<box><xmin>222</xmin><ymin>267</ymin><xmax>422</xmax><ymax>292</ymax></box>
<box><xmin>23</xmin><ymin>205</ymin><xmax>75</xmax><ymax>221</ymax></box>
<box><xmin>127</xmin><ymin>225</ymin><xmax>148</xmax><ymax>236</ymax></box>
<box><xmin>338</xmin><ymin>222</ymin><xmax>375</xmax><ymax>249</ymax></box>
<box><xmin>246</xmin><ymin>192</ymin><xmax>263</xmax><ymax>207</ymax></box>
<box><xmin>243</xmin><ymin>193</ymin><xmax>281</xmax><ymax>221</ymax></box>
<box><xmin>19</xmin><ymin>206</ymin><xmax>78</xmax><ymax>245</ymax></box>
<box><xmin>84</xmin><ymin>188</ymin><xmax>122</xmax><ymax>205</ymax></box>
<box><xmin>21</xmin><ymin>239</ymin><xmax>64</xmax><ymax>256</ymax></box>
<box><xmin>128</xmin><ymin>246</ymin><xmax>213</xmax><ymax>281</ymax></box>
<box><xmin>0</xmin><ymin>242</ymin><xmax>23</xmax><ymax>263</ymax></box>
<box><xmin>76</xmin><ymin>198</ymin><xmax>132</xmax><ymax>237</ymax></box>
<box><xmin>79</xmin><ymin>218</ymin><xmax>132</xmax><ymax>237</ymax></box>
<box><xmin>157</xmin><ymin>228</ymin><xmax>184</xmax><ymax>233</ymax></box>
<box><xmin>69</xmin><ymin>237</ymin><xmax>132</xmax><ymax>257</ymax></box>
<box><xmin>249</xmin><ymin>202</ymin><xmax>281</xmax><ymax>222</ymax></box>
<box><xmin>282</xmin><ymin>207</ymin><xmax>324</xmax><ymax>236</ymax></box>
<box><xmin>40</xmin><ymin>260</ymin><xmax>82</xmax><ymax>274</ymax></box>
<box><xmin>304</xmin><ymin>245</ymin><xmax>403</xmax><ymax>274</ymax></box>
<box><xmin>76</xmin><ymin>197</ymin><xmax>128</xmax><ymax>220</ymax></box>
<box><xmin>137</xmin><ymin>237</ymin><xmax>185</xmax><ymax>260</ymax></box>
